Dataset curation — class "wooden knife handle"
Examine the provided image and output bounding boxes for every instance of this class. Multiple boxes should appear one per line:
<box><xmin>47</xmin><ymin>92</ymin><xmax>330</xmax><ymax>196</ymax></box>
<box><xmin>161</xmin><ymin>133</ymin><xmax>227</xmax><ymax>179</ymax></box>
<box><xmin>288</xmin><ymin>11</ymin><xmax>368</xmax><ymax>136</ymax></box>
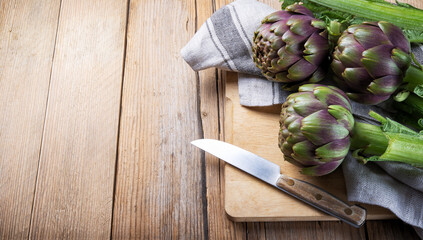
<box><xmin>276</xmin><ymin>174</ymin><xmax>366</xmax><ymax>227</ymax></box>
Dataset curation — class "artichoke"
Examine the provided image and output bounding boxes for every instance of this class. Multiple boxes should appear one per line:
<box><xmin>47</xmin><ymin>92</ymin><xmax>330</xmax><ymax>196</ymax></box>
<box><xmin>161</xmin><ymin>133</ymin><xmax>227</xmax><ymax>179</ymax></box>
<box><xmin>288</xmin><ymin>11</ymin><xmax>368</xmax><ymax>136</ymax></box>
<box><xmin>279</xmin><ymin>84</ymin><xmax>354</xmax><ymax>176</ymax></box>
<box><xmin>331</xmin><ymin>21</ymin><xmax>411</xmax><ymax>105</ymax></box>
<box><xmin>252</xmin><ymin>4</ymin><xmax>329</xmax><ymax>83</ymax></box>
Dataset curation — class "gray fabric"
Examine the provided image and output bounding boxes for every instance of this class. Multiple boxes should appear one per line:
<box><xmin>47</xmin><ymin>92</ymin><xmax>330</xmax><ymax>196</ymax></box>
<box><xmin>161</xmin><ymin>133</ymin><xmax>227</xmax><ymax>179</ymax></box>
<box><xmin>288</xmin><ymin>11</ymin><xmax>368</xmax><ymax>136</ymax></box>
<box><xmin>238</xmin><ymin>73</ymin><xmax>285</xmax><ymax>106</ymax></box>
<box><xmin>343</xmin><ymin>157</ymin><xmax>423</xmax><ymax>236</ymax></box>
<box><xmin>181</xmin><ymin>0</ymin><xmax>423</xmax><ymax>236</ymax></box>
<box><xmin>414</xmin><ymin>45</ymin><xmax>423</xmax><ymax>64</ymax></box>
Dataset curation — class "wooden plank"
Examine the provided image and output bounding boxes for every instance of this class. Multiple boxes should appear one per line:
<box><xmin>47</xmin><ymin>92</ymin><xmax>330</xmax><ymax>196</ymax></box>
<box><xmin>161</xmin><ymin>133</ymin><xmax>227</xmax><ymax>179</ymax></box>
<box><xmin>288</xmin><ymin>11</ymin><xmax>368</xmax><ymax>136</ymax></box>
<box><xmin>0</xmin><ymin>0</ymin><xmax>61</xmax><ymax>239</ymax></box>
<box><xmin>246</xmin><ymin>222</ymin><xmax>266</xmax><ymax>240</ymax></box>
<box><xmin>367</xmin><ymin>220</ymin><xmax>420</xmax><ymax>240</ymax></box>
<box><xmin>246</xmin><ymin>221</ymin><xmax>366</xmax><ymax>239</ymax></box>
<box><xmin>28</xmin><ymin>0</ymin><xmax>128</xmax><ymax>239</ymax></box>
<box><xmin>111</xmin><ymin>0</ymin><xmax>206</xmax><ymax>239</ymax></box>
<box><xmin>196</xmin><ymin>0</ymin><xmax>248</xmax><ymax>238</ymax></box>
<box><xmin>199</xmin><ymin>70</ymin><xmax>247</xmax><ymax>240</ymax></box>
<box><xmin>264</xmin><ymin>222</ymin><xmax>366</xmax><ymax>239</ymax></box>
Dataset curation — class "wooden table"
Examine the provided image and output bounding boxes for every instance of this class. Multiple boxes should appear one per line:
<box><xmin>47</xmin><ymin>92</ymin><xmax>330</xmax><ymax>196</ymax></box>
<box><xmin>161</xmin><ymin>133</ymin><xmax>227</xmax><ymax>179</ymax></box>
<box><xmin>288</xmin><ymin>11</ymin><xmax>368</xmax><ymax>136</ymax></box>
<box><xmin>0</xmin><ymin>0</ymin><xmax>421</xmax><ymax>239</ymax></box>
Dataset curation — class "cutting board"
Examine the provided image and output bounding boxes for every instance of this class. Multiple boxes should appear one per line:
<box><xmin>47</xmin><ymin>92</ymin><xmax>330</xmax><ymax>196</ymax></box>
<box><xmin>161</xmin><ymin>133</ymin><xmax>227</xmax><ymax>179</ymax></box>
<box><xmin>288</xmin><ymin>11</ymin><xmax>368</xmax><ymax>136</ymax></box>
<box><xmin>223</xmin><ymin>73</ymin><xmax>394</xmax><ymax>222</ymax></box>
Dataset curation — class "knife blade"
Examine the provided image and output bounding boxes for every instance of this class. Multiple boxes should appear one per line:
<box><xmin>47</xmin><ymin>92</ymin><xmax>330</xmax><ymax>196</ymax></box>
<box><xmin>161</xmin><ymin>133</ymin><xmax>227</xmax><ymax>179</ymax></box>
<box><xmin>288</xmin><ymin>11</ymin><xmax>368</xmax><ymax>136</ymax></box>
<box><xmin>191</xmin><ymin>139</ymin><xmax>366</xmax><ymax>228</ymax></box>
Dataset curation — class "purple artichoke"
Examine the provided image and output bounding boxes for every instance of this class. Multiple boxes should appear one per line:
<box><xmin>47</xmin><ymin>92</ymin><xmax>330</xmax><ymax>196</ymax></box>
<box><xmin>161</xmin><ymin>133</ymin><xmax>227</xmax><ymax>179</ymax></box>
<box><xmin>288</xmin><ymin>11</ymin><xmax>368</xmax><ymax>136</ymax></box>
<box><xmin>279</xmin><ymin>84</ymin><xmax>354</xmax><ymax>176</ymax></box>
<box><xmin>253</xmin><ymin>4</ymin><xmax>329</xmax><ymax>83</ymax></box>
<box><xmin>331</xmin><ymin>21</ymin><xmax>411</xmax><ymax>105</ymax></box>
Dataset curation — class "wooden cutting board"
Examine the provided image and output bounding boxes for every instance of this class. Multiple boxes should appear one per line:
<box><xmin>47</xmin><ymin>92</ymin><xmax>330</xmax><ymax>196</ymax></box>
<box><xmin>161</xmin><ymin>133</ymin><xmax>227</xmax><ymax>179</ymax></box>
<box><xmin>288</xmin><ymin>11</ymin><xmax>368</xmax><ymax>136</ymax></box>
<box><xmin>223</xmin><ymin>73</ymin><xmax>394</xmax><ymax>222</ymax></box>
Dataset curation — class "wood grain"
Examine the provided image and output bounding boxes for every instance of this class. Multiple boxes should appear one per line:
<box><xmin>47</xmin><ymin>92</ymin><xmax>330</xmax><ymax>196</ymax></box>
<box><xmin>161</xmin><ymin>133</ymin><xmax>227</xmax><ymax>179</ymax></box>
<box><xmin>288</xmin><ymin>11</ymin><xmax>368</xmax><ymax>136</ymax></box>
<box><xmin>245</xmin><ymin>221</ymin><xmax>367</xmax><ymax>239</ymax></box>
<box><xmin>0</xmin><ymin>0</ymin><xmax>420</xmax><ymax>239</ymax></box>
<box><xmin>196</xmin><ymin>0</ymin><xmax>248</xmax><ymax>239</ymax></box>
<box><xmin>367</xmin><ymin>220</ymin><xmax>420</xmax><ymax>240</ymax></box>
<box><xmin>0</xmin><ymin>0</ymin><xmax>61</xmax><ymax>239</ymax></box>
<box><xmin>111</xmin><ymin>0</ymin><xmax>206</xmax><ymax>239</ymax></box>
<box><xmin>28</xmin><ymin>0</ymin><xmax>128</xmax><ymax>239</ymax></box>
<box><xmin>264</xmin><ymin>221</ymin><xmax>366</xmax><ymax>239</ymax></box>
<box><xmin>244</xmin><ymin>221</ymin><xmax>367</xmax><ymax>239</ymax></box>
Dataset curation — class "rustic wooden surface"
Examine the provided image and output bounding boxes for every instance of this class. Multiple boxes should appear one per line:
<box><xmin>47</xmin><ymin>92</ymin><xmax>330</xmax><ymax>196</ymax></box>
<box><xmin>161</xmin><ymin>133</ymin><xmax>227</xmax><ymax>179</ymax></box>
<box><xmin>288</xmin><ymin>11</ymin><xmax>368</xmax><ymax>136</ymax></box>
<box><xmin>0</xmin><ymin>1</ymin><xmax>61</xmax><ymax>239</ymax></box>
<box><xmin>0</xmin><ymin>0</ymin><xmax>421</xmax><ymax>239</ymax></box>
<box><xmin>28</xmin><ymin>0</ymin><xmax>128</xmax><ymax>239</ymax></box>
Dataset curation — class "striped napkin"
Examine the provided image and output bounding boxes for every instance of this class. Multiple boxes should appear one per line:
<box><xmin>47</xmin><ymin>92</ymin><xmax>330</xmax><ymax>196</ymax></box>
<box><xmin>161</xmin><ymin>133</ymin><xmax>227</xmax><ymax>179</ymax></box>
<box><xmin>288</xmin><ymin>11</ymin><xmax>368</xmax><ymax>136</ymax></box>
<box><xmin>181</xmin><ymin>0</ymin><xmax>423</xmax><ymax>237</ymax></box>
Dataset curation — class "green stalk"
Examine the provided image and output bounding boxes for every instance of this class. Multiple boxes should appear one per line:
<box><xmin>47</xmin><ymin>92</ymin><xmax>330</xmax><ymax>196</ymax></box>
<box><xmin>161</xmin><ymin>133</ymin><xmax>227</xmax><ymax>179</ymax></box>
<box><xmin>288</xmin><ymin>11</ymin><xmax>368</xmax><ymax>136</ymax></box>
<box><xmin>350</xmin><ymin>115</ymin><xmax>423</xmax><ymax>167</ymax></box>
<box><xmin>308</xmin><ymin>0</ymin><xmax>423</xmax><ymax>31</ymax></box>
<box><xmin>403</xmin><ymin>65</ymin><xmax>423</xmax><ymax>92</ymax></box>
<box><xmin>380</xmin><ymin>133</ymin><xmax>423</xmax><ymax>167</ymax></box>
<box><xmin>350</xmin><ymin>122</ymin><xmax>388</xmax><ymax>156</ymax></box>
<box><xmin>403</xmin><ymin>93</ymin><xmax>423</xmax><ymax>116</ymax></box>
<box><xmin>395</xmin><ymin>92</ymin><xmax>423</xmax><ymax>120</ymax></box>
<box><xmin>393</xmin><ymin>66</ymin><xmax>423</xmax><ymax>120</ymax></box>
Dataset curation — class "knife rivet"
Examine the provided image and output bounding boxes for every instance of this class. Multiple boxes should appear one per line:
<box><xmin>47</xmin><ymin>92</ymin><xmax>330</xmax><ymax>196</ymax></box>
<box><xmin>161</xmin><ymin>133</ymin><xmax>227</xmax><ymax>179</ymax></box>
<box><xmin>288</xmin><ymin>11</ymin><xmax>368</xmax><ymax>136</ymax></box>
<box><xmin>315</xmin><ymin>194</ymin><xmax>322</xmax><ymax>200</ymax></box>
<box><xmin>344</xmin><ymin>208</ymin><xmax>353</xmax><ymax>215</ymax></box>
<box><xmin>286</xmin><ymin>179</ymin><xmax>295</xmax><ymax>186</ymax></box>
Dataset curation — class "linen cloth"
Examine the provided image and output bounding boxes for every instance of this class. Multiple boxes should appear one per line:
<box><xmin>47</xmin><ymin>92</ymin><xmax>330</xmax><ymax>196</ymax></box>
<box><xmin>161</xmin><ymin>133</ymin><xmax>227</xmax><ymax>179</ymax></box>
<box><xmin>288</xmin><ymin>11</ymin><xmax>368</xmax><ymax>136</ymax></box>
<box><xmin>181</xmin><ymin>0</ymin><xmax>423</xmax><ymax>236</ymax></box>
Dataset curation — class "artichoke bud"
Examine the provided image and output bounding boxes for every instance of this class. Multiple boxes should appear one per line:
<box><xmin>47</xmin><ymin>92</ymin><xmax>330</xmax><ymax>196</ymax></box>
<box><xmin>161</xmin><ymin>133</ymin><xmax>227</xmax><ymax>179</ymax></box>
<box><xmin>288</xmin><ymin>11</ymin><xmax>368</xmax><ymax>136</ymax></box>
<box><xmin>253</xmin><ymin>4</ymin><xmax>330</xmax><ymax>84</ymax></box>
<box><xmin>331</xmin><ymin>21</ymin><xmax>411</xmax><ymax>105</ymax></box>
<box><xmin>279</xmin><ymin>84</ymin><xmax>354</xmax><ymax>176</ymax></box>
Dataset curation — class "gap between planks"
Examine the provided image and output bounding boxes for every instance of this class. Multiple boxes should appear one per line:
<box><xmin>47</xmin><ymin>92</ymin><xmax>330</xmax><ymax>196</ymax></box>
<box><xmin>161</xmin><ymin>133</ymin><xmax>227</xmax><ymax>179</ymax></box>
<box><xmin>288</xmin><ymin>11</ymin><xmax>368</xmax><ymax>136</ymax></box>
<box><xmin>28</xmin><ymin>0</ymin><xmax>63</xmax><ymax>238</ymax></box>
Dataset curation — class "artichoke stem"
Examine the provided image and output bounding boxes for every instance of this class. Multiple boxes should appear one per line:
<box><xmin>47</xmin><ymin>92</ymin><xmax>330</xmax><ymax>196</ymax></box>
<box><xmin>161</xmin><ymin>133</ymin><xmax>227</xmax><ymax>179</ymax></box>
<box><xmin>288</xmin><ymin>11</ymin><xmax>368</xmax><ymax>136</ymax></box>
<box><xmin>402</xmin><ymin>93</ymin><xmax>423</xmax><ymax>117</ymax></box>
<box><xmin>351</xmin><ymin>121</ymin><xmax>423</xmax><ymax>167</ymax></box>
<box><xmin>350</xmin><ymin>122</ymin><xmax>388</xmax><ymax>156</ymax></box>
<box><xmin>393</xmin><ymin>95</ymin><xmax>423</xmax><ymax>124</ymax></box>
<box><xmin>403</xmin><ymin>65</ymin><xmax>423</xmax><ymax>88</ymax></box>
<box><xmin>394</xmin><ymin>66</ymin><xmax>423</xmax><ymax>119</ymax></box>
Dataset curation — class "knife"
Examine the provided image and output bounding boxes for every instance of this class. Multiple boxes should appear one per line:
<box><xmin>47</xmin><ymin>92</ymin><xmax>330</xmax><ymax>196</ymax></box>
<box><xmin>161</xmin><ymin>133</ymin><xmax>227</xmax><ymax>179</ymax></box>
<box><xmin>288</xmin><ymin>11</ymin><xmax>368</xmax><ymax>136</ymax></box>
<box><xmin>191</xmin><ymin>139</ymin><xmax>366</xmax><ymax>228</ymax></box>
